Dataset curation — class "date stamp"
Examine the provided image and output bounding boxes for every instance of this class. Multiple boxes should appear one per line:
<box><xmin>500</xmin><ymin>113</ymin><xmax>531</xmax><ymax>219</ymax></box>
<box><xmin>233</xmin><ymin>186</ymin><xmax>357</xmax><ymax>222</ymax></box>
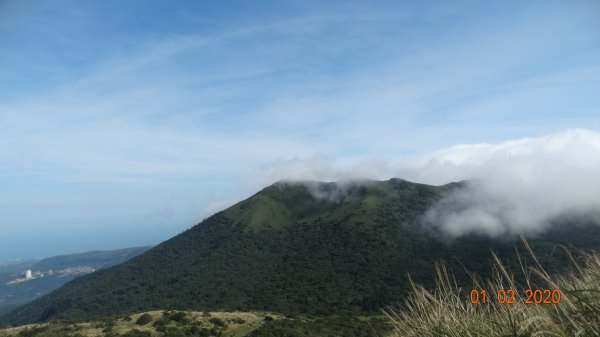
<box><xmin>469</xmin><ymin>289</ymin><xmax>561</xmax><ymax>304</ymax></box>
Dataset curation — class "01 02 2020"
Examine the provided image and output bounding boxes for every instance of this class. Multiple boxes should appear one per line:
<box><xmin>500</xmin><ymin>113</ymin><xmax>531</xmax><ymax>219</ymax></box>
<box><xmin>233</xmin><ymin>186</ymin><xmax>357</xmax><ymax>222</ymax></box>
<box><xmin>469</xmin><ymin>289</ymin><xmax>561</xmax><ymax>304</ymax></box>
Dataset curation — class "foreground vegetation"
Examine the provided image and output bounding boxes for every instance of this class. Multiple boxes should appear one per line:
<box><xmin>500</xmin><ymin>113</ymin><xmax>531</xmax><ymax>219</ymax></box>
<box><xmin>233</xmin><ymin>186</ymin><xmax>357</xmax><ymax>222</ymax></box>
<box><xmin>0</xmin><ymin>311</ymin><xmax>391</xmax><ymax>337</ymax></box>
<box><xmin>386</xmin><ymin>242</ymin><xmax>600</xmax><ymax>336</ymax></box>
<box><xmin>0</xmin><ymin>311</ymin><xmax>265</xmax><ymax>337</ymax></box>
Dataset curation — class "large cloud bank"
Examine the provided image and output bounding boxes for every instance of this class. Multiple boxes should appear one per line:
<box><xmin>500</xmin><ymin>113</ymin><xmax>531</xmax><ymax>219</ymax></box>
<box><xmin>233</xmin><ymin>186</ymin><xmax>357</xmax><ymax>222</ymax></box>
<box><xmin>260</xmin><ymin>129</ymin><xmax>600</xmax><ymax>237</ymax></box>
<box><xmin>416</xmin><ymin>129</ymin><xmax>600</xmax><ymax>237</ymax></box>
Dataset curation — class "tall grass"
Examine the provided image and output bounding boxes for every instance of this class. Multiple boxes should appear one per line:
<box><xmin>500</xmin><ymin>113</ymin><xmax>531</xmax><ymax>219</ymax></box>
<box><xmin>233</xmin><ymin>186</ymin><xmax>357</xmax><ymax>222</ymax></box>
<box><xmin>385</xmin><ymin>240</ymin><xmax>600</xmax><ymax>337</ymax></box>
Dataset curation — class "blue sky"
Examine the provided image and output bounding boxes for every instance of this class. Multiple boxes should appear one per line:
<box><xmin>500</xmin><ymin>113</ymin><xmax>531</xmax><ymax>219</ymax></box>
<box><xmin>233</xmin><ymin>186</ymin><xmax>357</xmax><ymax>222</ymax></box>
<box><xmin>1</xmin><ymin>0</ymin><xmax>599</xmax><ymax>259</ymax></box>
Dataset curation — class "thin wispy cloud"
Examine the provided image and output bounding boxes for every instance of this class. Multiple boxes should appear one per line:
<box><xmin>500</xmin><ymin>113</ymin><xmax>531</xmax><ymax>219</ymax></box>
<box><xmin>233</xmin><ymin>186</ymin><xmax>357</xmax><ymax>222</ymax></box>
<box><xmin>0</xmin><ymin>0</ymin><xmax>599</xmax><ymax>258</ymax></box>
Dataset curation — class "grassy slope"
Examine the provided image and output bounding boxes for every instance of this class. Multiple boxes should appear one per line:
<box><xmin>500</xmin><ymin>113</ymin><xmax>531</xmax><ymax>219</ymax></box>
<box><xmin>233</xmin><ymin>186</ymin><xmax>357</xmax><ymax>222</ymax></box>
<box><xmin>0</xmin><ymin>311</ymin><xmax>263</xmax><ymax>337</ymax></box>
<box><xmin>0</xmin><ymin>311</ymin><xmax>391</xmax><ymax>337</ymax></box>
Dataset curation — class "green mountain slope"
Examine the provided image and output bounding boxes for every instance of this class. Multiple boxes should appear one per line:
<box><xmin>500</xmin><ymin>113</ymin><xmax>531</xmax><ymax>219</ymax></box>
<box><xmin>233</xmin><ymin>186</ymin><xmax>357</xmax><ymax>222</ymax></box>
<box><xmin>1</xmin><ymin>179</ymin><xmax>599</xmax><ymax>326</ymax></box>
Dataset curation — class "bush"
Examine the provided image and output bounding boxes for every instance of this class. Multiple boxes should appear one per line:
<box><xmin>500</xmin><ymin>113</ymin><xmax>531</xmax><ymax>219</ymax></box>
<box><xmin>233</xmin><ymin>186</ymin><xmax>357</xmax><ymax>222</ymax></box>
<box><xmin>120</xmin><ymin>329</ymin><xmax>152</xmax><ymax>337</ymax></box>
<box><xmin>209</xmin><ymin>317</ymin><xmax>227</xmax><ymax>328</ymax></box>
<box><xmin>231</xmin><ymin>317</ymin><xmax>246</xmax><ymax>324</ymax></box>
<box><xmin>135</xmin><ymin>313</ymin><xmax>153</xmax><ymax>326</ymax></box>
<box><xmin>169</xmin><ymin>311</ymin><xmax>188</xmax><ymax>323</ymax></box>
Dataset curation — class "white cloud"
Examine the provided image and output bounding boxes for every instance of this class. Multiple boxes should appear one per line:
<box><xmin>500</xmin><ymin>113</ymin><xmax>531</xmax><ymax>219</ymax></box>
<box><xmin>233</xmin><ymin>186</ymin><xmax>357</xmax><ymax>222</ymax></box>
<box><xmin>260</xmin><ymin>129</ymin><xmax>600</xmax><ymax>237</ymax></box>
<box><xmin>1</xmin><ymin>0</ymin><xmax>600</xmax><ymax>258</ymax></box>
<box><xmin>415</xmin><ymin>129</ymin><xmax>600</xmax><ymax>237</ymax></box>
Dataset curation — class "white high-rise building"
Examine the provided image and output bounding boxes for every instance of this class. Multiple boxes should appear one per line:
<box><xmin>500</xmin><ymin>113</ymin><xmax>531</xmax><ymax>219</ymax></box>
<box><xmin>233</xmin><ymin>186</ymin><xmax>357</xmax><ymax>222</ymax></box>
<box><xmin>25</xmin><ymin>270</ymin><xmax>32</xmax><ymax>279</ymax></box>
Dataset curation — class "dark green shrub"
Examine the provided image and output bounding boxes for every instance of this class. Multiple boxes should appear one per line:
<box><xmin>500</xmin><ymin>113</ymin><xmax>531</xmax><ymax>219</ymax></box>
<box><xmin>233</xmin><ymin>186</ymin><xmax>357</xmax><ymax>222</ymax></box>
<box><xmin>231</xmin><ymin>317</ymin><xmax>246</xmax><ymax>324</ymax></box>
<box><xmin>209</xmin><ymin>317</ymin><xmax>227</xmax><ymax>328</ymax></box>
<box><xmin>120</xmin><ymin>329</ymin><xmax>152</xmax><ymax>337</ymax></box>
<box><xmin>135</xmin><ymin>313</ymin><xmax>153</xmax><ymax>326</ymax></box>
<box><xmin>169</xmin><ymin>311</ymin><xmax>188</xmax><ymax>323</ymax></box>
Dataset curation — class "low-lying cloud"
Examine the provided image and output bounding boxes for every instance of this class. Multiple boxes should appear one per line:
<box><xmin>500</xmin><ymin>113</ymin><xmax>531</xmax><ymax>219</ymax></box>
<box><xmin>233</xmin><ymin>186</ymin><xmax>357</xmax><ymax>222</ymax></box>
<box><xmin>261</xmin><ymin>129</ymin><xmax>600</xmax><ymax>237</ymax></box>
<box><xmin>417</xmin><ymin>129</ymin><xmax>600</xmax><ymax>237</ymax></box>
<box><xmin>276</xmin><ymin>179</ymin><xmax>373</xmax><ymax>204</ymax></box>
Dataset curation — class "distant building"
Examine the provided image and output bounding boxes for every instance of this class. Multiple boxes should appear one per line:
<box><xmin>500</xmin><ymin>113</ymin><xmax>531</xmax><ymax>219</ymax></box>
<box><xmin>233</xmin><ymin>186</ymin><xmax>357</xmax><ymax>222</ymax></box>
<box><xmin>25</xmin><ymin>270</ymin><xmax>32</xmax><ymax>279</ymax></box>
